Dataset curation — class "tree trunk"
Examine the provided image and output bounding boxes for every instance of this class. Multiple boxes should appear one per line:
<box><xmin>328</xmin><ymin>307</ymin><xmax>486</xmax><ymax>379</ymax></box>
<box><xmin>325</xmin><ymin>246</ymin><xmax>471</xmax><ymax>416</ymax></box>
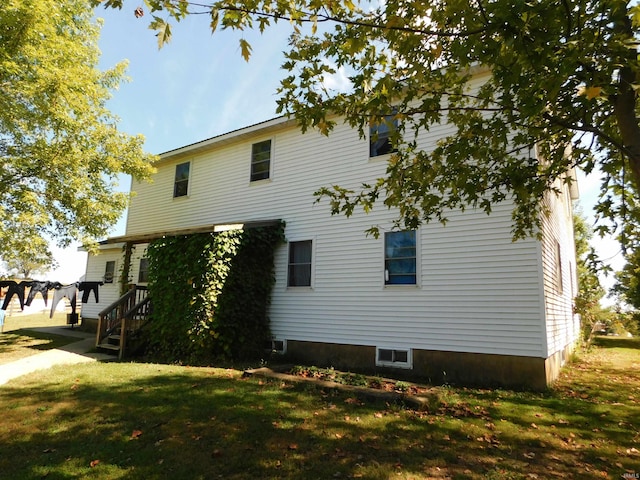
<box><xmin>611</xmin><ymin>9</ymin><xmax>640</xmax><ymax>194</ymax></box>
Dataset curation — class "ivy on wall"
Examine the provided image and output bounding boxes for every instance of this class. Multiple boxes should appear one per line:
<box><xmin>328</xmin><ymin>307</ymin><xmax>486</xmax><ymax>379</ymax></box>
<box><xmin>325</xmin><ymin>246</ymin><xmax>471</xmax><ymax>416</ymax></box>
<box><xmin>141</xmin><ymin>222</ymin><xmax>285</xmax><ymax>364</ymax></box>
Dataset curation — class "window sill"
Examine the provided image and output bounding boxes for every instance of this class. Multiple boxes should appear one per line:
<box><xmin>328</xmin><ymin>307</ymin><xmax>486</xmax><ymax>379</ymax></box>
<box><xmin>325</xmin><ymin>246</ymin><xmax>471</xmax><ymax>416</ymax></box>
<box><xmin>383</xmin><ymin>283</ymin><xmax>420</xmax><ymax>289</ymax></box>
<box><xmin>249</xmin><ymin>178</ymin><xmax>272</xmax><ymax>185</ymax></box>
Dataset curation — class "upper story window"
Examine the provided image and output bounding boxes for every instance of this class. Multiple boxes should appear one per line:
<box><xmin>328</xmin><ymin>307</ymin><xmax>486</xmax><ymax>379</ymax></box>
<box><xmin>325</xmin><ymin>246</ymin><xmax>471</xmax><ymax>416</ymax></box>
<box><xmin>288</xmin><ymin>240</ymin><xmax>312</xmax><ymax>287</ymax></box>
<box><xmin>384</xmin><ymin>230</ymin><xmax>417</xmax><ymax>285</ymax></box>
<box><xmin>251</xmin><ymin>140</ymin><xmax>272</xmax><ymax>181</ymax></box>
<box><xmin>370</xmin><ymin>114</ymin><xmax>398</xmax><ymax>157</ymax></box>
<box><xmin>173</xmin><ymin>161</ymin><xmax>190</xmax><ymax>197</ymax></box>
<box><xmin>138</xmin><ymin>258</ymin><xmax>149</xmax><ymax>283</ymax></box>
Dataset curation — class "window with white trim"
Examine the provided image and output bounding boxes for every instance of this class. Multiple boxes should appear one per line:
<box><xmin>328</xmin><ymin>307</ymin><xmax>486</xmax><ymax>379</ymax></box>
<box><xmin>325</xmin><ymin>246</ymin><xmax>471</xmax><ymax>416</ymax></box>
<box><xmin>288</xmin><ymin>240</ymin><xmax>312</xmax><ymax>287</ymax></box>
<box><xmin>138</xmin><ymin>258</ymin><xmax>149</xmax><ymax>283</ymax></box>
<box><xmin>104</xmin><ymin>261</ymin><xmax>116</xmax><ymax>284</ymax></box>
<box><xmin>173</xmin><ymin>161</ymin><xmax>190</xmax><ymax>198</ymax></box>
<box><xmin>384</xmin><ymin>230</ymin><xmax>417</xmax><ymax>285</ymax></box>
<box><xmin>370</xmin><ymin>114</ymin><xmax>398</xmax><ymax>157</ymax></box>
<box><xmin>376</xmin><ymin>348</ymin><xmax>412</xmax><ymax>368</ymax></box>
<box><xmin>250</xmin><ymin>140</ymin><xmax>272</xmax><ymax>181</ymax></box>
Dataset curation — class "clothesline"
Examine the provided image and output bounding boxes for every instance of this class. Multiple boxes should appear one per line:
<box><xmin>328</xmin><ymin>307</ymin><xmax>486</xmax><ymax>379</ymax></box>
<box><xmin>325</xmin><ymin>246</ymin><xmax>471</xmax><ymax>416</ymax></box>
<box><xmin>0</xmin><ymin>280</ymin><xmax>104</xmax><ymax>318</ymax></box>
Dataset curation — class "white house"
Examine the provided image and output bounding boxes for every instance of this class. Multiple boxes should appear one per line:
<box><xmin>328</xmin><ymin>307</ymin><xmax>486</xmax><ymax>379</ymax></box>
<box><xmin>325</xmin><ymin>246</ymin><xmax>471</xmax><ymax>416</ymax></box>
<box><xmin>82</xmin><ymin>85</ymin><xmax>579</xmax><ymax>390</ymax></box>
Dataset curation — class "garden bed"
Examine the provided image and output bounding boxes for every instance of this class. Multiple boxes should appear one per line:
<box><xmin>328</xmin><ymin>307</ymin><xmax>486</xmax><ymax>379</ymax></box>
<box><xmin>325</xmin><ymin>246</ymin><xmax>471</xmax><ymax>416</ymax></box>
<box><xmin>244</xmin><ymin>364</ymin><xmax>439</xmax><ymax>410</ymax></box>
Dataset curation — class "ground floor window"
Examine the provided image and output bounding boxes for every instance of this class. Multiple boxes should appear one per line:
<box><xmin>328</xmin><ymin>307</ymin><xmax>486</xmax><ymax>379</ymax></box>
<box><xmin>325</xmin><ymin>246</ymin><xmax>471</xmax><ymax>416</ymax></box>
<box><xmin>288</xmin><ymin>240</ymin><xmax>312</xmax><ymax>287</ymax></box>
<box><xmin>384</xmin><ymin>230</ymin><xmax>417</xmax><ymax>285</ymax></box>
<box><xmin>376</xmin><ymin>347</ymin><xmax>412</xmax><ymax>368</ymax></box>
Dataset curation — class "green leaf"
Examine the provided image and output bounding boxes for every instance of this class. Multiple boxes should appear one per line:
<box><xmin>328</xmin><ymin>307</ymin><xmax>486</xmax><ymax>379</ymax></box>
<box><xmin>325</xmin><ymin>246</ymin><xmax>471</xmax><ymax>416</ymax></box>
<box><xmin>239</xmin><ymin>38</ymin><xmax>252</xmax><ymax>62</ymax></box>
<box><xmin>149</xmin><ymin>16</ymin><xmax>172</xmax><ymax>48</ymax></box>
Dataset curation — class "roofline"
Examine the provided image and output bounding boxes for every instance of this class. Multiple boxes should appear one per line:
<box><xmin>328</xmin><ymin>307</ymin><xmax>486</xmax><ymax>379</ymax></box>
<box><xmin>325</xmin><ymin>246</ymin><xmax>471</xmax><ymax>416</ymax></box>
<box><xmin>105</xmin><ymin>220</ymin><xmax>283</xmax><ymax>245</ymax></box>
<box><xmin>157</xmin><ymin>116</ymin><xmax>296</xmax><ymax>162</ymax></box>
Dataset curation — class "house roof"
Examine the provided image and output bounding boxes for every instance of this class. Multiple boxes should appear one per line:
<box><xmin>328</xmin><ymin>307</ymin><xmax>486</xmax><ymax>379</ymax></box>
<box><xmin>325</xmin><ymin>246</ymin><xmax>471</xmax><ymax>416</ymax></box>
<box><xmin>157</xmin><ymin>116</ymin><xmax>297</xmax><ymax>163</ymax></box>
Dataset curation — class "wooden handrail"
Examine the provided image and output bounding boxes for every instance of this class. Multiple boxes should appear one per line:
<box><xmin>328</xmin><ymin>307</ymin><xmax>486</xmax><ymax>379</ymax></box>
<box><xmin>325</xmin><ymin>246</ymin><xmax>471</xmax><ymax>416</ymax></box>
<box><xmin>96</xmin><ymin>285</ymin><xmax>150</xmax><ymax>358</ymax></box>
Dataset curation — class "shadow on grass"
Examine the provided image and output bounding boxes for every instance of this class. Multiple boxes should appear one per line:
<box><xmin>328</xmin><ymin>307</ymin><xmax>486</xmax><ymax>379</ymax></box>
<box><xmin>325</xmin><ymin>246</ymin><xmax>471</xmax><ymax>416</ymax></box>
<box><xmin>0</xmin><ymin>357</ymin><xmax>639</xmax><ymax>480</ymax></box>
<box><xmin>592</xmin><ymin>335</ymin><xmax>640</xmax><ymax>350</ymax></box>
<box><xmin>0</xmin><ymin>329</ymin><xmax>79</xmax><ymax>354</ymax></box>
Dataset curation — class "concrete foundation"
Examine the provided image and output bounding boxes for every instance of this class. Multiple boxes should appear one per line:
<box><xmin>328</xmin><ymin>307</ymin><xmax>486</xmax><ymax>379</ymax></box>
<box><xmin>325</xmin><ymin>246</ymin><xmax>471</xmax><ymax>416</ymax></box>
<box><xmin>286</xmin><ymin>340</ymin><xmax>573</xmax><ymax>391</ymax></box>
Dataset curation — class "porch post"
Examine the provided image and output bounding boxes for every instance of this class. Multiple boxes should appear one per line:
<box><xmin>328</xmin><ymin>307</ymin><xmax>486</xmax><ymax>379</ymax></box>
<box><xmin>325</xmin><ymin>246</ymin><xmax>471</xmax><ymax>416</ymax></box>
<box><xmin>120</xmin><ymin>242</ymin><xmax>133</xmax><ymax>296</ymax></box>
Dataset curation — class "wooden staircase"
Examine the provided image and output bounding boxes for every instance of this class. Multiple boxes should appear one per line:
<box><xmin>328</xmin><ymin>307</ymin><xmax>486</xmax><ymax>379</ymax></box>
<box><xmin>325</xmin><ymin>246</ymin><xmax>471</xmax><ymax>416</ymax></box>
<box><xmin>96</xmin><ymin>285</ymin><xmax>150</xmax><ymax>359</ymax></box>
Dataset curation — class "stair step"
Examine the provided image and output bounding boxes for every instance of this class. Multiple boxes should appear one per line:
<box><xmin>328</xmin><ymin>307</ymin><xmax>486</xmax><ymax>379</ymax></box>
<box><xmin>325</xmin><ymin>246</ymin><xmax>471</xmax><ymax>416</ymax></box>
<box><xmin>97</xmin><ymin>343</ymin><xmax>120</xmax><ymax>352</ymax></box>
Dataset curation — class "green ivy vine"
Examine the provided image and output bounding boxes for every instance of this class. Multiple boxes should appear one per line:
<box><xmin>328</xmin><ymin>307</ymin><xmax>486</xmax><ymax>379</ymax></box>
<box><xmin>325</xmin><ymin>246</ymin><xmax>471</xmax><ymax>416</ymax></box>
<box><xmin>141</xmin><ymin>222</ymin><xmax>285</xmax><ymax>364</ymax></box>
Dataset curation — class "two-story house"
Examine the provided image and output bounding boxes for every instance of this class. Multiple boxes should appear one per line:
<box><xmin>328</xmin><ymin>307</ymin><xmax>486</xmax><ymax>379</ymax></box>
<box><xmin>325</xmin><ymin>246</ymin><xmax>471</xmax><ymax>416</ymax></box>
<box><xmin>82</xmin><ymin>88</ymin><xmax>579</xmax><ymax>390</ymax></box>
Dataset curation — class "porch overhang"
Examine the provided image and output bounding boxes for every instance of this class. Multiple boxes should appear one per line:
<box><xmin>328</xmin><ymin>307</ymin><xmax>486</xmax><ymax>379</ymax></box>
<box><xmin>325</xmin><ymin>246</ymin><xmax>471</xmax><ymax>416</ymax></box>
<box><xmin>105</xmin><ymin>219</ymin><xmax>283</xmax><ymax>245</ymax></box>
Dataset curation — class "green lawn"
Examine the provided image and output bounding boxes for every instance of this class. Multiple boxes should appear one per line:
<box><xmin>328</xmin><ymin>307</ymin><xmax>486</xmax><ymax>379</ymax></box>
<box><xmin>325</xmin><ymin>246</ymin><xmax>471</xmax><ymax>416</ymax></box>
<box><xmin>0</xmin><ymin>336</ymin><xmax>638</xmax><ymax>479</ymax></box>
<box><xmin>0</xmin><ymin>312</ymin><xmax>81</xmax><ymax>365</ymax></box>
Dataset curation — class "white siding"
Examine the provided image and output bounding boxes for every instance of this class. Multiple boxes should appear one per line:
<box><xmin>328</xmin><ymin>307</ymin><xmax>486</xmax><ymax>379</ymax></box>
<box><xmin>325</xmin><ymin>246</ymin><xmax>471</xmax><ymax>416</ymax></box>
<box><xmin>119</xmin><ymin>113</ymin><xmax>549</xmax><ymax>358</ymax></box>
<box><xmin>81</xmin><ymin>247</ymin><xmax>124</xmax><ymax>319</ymax></box>
<box><xmin>540</xmin><ymin>182</ymin><xmax>580</xmax><ymax>357</ymax></box>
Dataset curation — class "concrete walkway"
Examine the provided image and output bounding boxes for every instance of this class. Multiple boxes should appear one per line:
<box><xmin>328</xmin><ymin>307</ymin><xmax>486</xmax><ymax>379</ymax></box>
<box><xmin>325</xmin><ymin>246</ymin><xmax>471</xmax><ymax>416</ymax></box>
<box><xmin>0</xmin><ymin>326</ymin><xmax>115</xmax><ymax>386</ymax></box>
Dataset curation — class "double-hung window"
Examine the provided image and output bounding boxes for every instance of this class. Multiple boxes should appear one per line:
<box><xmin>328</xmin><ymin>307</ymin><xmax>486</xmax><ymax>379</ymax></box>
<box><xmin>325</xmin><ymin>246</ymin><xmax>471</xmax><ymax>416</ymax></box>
<box><xmin>384</xmin><ymin>230</ymin><xmax>417</xmax><ymax>285</ymax></box>
<box><xmin>104</xmin><ymin>261</ymin><xmax>116</xmax><ymax>284</ymax></box>
<box><xmin>288</xmin><ymin>240</ymin><xmax>312</xmax><ymax>287</ymax></box>
<box><xmin>251</xmin><ymin>140</ymin><xmax>271</xmax><ymax>181</ymax></box>
<box><xmin>173</xmin><ymin>161</ymin><xmax>190</xmax><ymax>198</ymax></box>
<box><xmin>138</xmin><ymin>258</ymin><xmax>149</xmax><ymax>283</ymax></box>
<box><xmin>370</xmin><ymin>114</ymin><xmax>398</xmax><ymax>157</ymax></box>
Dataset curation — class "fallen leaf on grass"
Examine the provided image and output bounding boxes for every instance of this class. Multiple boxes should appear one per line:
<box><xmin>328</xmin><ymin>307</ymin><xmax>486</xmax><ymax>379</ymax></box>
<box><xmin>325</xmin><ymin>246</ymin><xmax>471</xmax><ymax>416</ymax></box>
<box><xmin>131</xmin><ymin>430</ymin><xmax>143</xmax><ymax>439</ymax></box>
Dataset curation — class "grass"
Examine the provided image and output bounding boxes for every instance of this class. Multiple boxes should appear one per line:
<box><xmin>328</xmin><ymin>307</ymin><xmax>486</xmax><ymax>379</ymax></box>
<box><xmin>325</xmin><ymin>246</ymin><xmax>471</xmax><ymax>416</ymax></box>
<box><xmin>0</xmin><ymin>334</ymin><xmax>638</xmax><ymax>479</ymax></box>
<box><xmin>0</xmin><ymin>312</ymin><xmax>81</xmax><ymax>365</ymax></box>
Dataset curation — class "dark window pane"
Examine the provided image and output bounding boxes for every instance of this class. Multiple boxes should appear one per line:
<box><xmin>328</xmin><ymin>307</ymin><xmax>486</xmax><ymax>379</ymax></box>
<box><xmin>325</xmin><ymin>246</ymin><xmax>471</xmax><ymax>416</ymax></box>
<box><xmin>370</xmin><ymin>115</ymin><xmax>398</xmax><ymax>157</ymax></box>
<box><xmin>288</xmin><ymin>241</ymin><xmax>312</xmax><ymax>287</ymax></box>
<box><xmin>378</xmin><ymin>349</ymin><xmax>393</xmax><ymax>362</ymax></box>
<box><xmin>251</xmin><ymin>140</ymin><xmax>271</xmax><ymax>181</ymax></box>
<box><xmin>104</xmin><ymin>261</ymin><xmax>115</xmax><ymax>283</ymax></box>
<box><xmin>174</xmin><ymin>162</ymin><xmax>190</xmax><ymax>197</ymax></box>
<box><xmin>394</xmin><ymin>350</ymin><xmax>408</xmax><ymax>363</ymax></box>
<box><xmin>386</xmin><ymin>258</ymin><xmax>417</xmax><ymax>275</ymax></box>
<box><xmin>175</xmin><ymin>162</ymin><xmax>190</xmax><ymax>181</ymax></box>
<box><xmin>138</xmin><ymin>258</ymin><xmax>149</xmax><ymax>283</ymax></box>
<box><xmin>385</xmin><ymin>231</ymin><xmax>416</xmax><ymax>285</ymax></box>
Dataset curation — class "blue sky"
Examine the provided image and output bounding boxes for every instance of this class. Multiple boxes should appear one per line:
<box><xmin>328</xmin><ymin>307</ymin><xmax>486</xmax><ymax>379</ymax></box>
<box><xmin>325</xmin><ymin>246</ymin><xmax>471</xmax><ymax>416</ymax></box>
<box><xmin>50</xmin><ymin>2</ymin><xmax>623</xmax><ymax>295</ymax></box>
<box><xmin>51</xmin><ymin>2</ymin><xmax>292</xmax><ymax>281</ymax></box>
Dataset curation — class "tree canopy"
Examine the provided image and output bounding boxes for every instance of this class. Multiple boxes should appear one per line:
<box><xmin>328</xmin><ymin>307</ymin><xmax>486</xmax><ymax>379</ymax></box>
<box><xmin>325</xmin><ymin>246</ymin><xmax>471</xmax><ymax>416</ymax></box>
<box><xmin>94</xmin><ymin>0</ymin><xmax>639</xmax><ymax>242</ymax></box>
<box><xmin>0</xmin><ymin>0</ymin><xmax>156</xmax><ymax>262</ymax></box>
